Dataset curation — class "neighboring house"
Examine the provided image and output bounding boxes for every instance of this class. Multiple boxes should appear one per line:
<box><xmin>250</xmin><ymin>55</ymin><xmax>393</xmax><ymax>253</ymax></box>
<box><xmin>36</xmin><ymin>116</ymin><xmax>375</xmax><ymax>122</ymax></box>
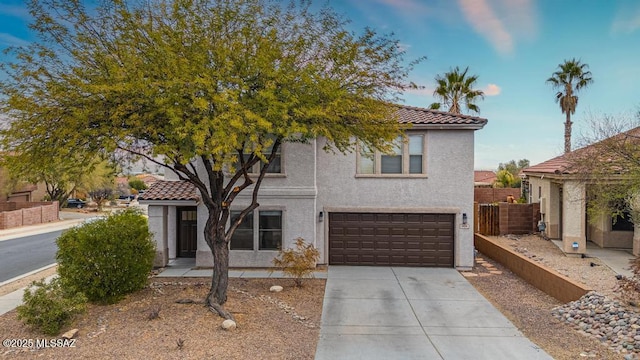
<box><xmin>474</xmin><ymin>170</ymin><xmax>496</xmax><ymax>187</ymax></box>
<box><xmin>0</xmin><ymin>167</ymin><xmax>47</xmax><ymax>202</ymax></box>
<box><xmin>523</xmin><ymin>128</ymin><xmax>640</xmax><ymax>256</ymax></box>
<box><xmin>140</xmin><ymin>105</ymin><xmax>487</xmax><ymax>269</ymax></box>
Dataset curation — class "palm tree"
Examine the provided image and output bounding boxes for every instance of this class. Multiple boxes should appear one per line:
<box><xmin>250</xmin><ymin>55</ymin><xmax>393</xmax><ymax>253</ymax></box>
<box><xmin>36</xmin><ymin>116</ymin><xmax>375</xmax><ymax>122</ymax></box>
<box><xmin>429</xmin><ymin>66</ymin><xmax>484</xmax><ymax>114</ymax></box>
<box><xmin>546</xmin><ymin>58</ymin><xmax>593</xmax><ymax>153</ymax></box>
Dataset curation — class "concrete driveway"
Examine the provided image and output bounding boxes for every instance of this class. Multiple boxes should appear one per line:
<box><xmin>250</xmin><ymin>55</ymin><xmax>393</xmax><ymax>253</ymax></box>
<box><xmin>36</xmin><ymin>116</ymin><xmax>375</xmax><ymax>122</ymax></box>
<box><xmin>315</xmin><ymin>266</ymin><xmax>552</xmax><ymax>360</ymax></box>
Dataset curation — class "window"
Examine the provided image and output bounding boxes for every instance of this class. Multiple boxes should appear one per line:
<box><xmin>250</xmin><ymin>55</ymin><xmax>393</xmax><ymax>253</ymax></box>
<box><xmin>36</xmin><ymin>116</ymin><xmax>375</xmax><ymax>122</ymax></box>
<box><xmin>357</xmin><ymin>134</ymin><xmax>426</xmax><ymax>176</ymax></box>
<box><xmin>230</xmin><ymin>210</ymin><xmax>283</xmax><ymax>250</ymax></box>
<box><xmin>239</xmin><ymin>142</ymin><xmax>283</xmax><ymax>174</ymax></box>
<box><xmin>230</xmin><ymin>211</ymin><xmax>253</xmax><ymax>250</ymax></box>
<box><xmin>381</xmin><ymin>137</ymin><xmax>402</xmax><ymax>174</ymax></box>
<box><xmin>612</xmin><ymin>211</ymin><xmax>634</xmax><ymax>232</ymax></box>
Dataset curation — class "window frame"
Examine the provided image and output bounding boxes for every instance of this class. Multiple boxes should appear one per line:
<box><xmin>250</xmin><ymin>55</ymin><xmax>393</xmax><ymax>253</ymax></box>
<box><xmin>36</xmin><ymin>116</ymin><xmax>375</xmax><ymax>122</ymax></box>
<box><xmin>240</xmin><ymin>143</ymin><xmax>286</xmax><ymax>177</ymax></box>
<box><xmin>356</xmin><ymin>133</ymin><xmax>427</xmax><ymax>178</ymax></box>
<box><xmin>229</xmin><ymin>207</ymin><xmax>285</xmax><ymax>251</ymax></box>
<box><xmin>611</xmin><ymin>211</ymin><xmax>634</xmax><ymax>232</ymax></box>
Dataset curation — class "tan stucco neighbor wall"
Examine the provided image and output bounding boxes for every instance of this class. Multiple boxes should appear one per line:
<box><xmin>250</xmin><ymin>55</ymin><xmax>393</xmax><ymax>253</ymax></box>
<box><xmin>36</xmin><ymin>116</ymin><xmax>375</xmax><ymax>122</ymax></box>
<box><xmin>562</xmin><ymin>181</ymin><xmax>586</xmax><ymax>254</ymax></box>
<box><xmin>588</xmin><ymin>213</ymin><xmax>633</xmax><ymax>248</ymax></box>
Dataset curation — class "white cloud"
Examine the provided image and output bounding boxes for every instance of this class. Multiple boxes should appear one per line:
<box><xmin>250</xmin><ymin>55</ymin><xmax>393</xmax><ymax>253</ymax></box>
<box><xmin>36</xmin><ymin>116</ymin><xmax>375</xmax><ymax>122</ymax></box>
<box><xmin>373</xmin><ymin>0</ymin><xmax>432</xmax><ymax>15</ymax></box>
<box><xmin>457</xmin><ymin>0</ymin><xmax>537</xmax><ymax>56</ymax></box>
<box><xmin>611</xmin><ymin>5</ymin><xmax>640</xmax><ymax>34</ymax></box>
<box><xmin>0</xmin><ymin>4</ymin><xmax>31</xmax><ymax>21</ymax></box>
<box><xmin>483</xmin><ymin>84</ymin><xmax>501</xmax><ymax>96</ymax></box>
<box><xmin>0</xmin><ymin>33</ymin><xmax>29</xmax><ymax>47</ymax></box>
<box><xmin>405</xmin><ymin>86</ymin><xmax>435</xmax><ymax>97</ymax></box>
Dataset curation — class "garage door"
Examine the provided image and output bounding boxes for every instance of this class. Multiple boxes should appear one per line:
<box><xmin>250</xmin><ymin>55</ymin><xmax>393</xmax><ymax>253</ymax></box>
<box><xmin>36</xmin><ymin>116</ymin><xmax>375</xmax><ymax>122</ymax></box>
<box><xmin>329</xmin><ymin>213</ymin><xmax>454</xmax><ymax>267</ymax></box>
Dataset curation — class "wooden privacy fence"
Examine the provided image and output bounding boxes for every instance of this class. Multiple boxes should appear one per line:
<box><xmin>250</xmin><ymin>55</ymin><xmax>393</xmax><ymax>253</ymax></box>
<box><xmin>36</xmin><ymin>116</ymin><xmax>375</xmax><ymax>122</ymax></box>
<box><xmin>474</xmin><ymin>203</ymin><xmax>499</xmax><ymax>235</ymax></box>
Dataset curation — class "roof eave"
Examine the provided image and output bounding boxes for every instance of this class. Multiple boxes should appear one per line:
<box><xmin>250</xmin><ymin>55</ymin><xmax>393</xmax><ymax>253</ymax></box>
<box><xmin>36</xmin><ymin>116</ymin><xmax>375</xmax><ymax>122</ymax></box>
<box><xmin>139</xmin><ymin>199</ymin><xmax>200</xmax><ymax>206</ymax></box>
<box><xmin>410</xmin><ymin>123</ymin><xmax>487</xmax><ymax>130</ymax></box>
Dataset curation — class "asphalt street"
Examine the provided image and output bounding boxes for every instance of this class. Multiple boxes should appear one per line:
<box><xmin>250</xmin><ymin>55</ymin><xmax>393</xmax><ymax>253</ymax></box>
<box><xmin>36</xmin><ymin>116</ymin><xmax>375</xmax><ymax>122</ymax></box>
<box><xmin>0</xmin><ymin>230</ymin><xmax>64</xmax><ymax>282</ymax></box>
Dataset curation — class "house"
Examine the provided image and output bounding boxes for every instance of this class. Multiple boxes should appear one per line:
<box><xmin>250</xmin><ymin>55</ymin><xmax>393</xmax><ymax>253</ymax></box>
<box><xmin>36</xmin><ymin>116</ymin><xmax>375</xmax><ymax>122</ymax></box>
<box><xmin>0</xmin><ymin>167</ymin><xmax>47</xmax><ymax>202</ymax></box>
<box><xmin>474</xmin><ymin>170</ymin><xmax>496</xmax><ymax>187</ymax></box>
<box><xmin>522</xmin><ymin>128</ymin><xmax>640</xmax><ymax>256</ymax></box>
<box><xmin>140</xmin><ymin>105</ymin><xmax>487</xmax><ymax>269</ymax></box>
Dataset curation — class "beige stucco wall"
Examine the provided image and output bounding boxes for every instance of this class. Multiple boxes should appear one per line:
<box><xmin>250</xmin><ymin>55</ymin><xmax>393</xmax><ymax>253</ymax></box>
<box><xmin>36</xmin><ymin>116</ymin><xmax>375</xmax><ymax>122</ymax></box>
<box><xmin>562</xmin><ymin>180</ymin><xmax>586</xmax><ymax>254</ymax></box>
<box><xmin>150</xmin><ymin>128</ymin><xmax>480</xmax><ymax>269</ymax></box>
<box><xmin>316</xmin><ymin>129</ymin><xmax>477</xmax><ymax>269</ymax></box>
<box><xmin>588</xmin><ymin>213</ymin><xmax>633</xmax><ymax>248</ymax></box>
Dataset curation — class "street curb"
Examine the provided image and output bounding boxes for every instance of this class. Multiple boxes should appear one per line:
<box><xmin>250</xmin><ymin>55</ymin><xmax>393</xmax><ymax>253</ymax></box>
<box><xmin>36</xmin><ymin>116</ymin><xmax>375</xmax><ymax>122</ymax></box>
<box><xmin>0</xmin><ymin>263</ymin><xmax>57</xmax><ymax>288</ymax></box>
<box><xmin>0</xmin><ymin>219</ymin><xmax>86</xmax><ymax>242</ymax></box>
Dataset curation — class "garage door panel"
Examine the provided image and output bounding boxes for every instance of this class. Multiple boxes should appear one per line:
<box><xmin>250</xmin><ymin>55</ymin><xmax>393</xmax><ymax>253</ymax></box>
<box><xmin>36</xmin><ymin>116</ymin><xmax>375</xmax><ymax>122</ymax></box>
<box><xmin>329</xmin><ymin>212</ymin><xmax>454</xmax><ymax>267</ymax></box>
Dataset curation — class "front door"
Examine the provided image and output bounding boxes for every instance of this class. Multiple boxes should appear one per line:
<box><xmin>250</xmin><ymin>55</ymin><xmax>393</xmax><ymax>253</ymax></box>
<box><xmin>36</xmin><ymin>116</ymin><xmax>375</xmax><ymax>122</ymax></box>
<box><xmin>177</xmin><ymin>207</ymin><xmax>198</xmax><ymax>258</ymax></box>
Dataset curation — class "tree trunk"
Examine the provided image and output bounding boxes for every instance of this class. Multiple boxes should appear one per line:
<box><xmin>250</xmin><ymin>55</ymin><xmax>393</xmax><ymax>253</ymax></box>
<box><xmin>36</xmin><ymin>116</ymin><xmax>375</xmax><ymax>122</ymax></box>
<box><xmin>204</xmin><ymin>218</ymin><xmax>235</xmax><ymax>320</ymax></box>
<box><xmin>564</xmin><ymin>112</ymin><xmax>572</xmax><ymax>153</ymax></box>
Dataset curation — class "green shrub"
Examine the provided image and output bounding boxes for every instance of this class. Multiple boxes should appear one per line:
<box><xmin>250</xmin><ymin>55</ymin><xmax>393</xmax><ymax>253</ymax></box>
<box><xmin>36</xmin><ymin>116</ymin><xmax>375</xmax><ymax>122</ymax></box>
<box><xmin>271</xmin><ymin>237</ymin><xmax>320</xmax><ymax>287</ymax></box>
<box><xmin>17</xmin><ymin>278</ymin><xmax>87</xmax><ymax>336</ymax></box>
<box><xmin>56</xmin><ymin>209</ymin><xmax>155</xmax><ymax>304</ymax></box>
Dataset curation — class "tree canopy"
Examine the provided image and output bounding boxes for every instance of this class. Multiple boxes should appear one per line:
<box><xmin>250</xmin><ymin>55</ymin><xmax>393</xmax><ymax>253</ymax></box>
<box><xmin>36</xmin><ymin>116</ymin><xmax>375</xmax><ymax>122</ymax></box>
<box><xmin>493</xmin><ymin>159</ymin><xmax>529</xmax><ymax>188</ymax></box>
<box><xmin>0</xmin><ymin>0</ymin><xmax>422</xmax><ymax>318</ymax></box>
<box><xmin>429</xmin><ymin>66</ymin><xmax>484</xmax><ymax>114</ymax></box>
<box><xmin>546</xmin><ymin>58</ymin><xmax>593</xmax><ymax>153</ymax></box>
<box><xmin>568</xmin><ymin>111</ymin><xmax>640</xmax><ymax>226</ymax></box>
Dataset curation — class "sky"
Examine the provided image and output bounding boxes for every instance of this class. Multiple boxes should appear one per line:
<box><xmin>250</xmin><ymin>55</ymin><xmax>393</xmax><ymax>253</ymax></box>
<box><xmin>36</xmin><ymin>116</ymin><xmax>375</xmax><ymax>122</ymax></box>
<box><xmin>0</xmin><ymin>0</ymin><xmax>639</xmax><ymax>170</ymax></box>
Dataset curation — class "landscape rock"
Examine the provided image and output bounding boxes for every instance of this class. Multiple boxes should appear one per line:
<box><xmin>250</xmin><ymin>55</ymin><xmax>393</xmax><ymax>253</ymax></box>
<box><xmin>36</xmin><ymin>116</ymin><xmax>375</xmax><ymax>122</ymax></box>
<box><xmin>62</xmin><ymin>329</ymin><xmax>79</xmax><ymax>339</ymax></box>
<box><xmin>553</xmin><ymin>292</ymin><xmax>640</xmax><ymax>355</ymax></box>
<box><xmin>270</xmin><ymin>285</ymin><xmax>283</xmax><ymax>293</ymax></box>
<box><xmin>221</xmin><ymin>319</ymin><xmax>237</xmax><ymax>330</ymax></box>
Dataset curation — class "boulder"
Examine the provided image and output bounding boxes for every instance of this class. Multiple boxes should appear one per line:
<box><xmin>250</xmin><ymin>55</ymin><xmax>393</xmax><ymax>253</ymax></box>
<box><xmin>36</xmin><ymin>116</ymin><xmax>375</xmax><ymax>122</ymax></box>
<box><xmin>62</xmin><ymin>329</ymin><xmax>79</xmax><ymax>339</ymax></box>
<box><xmin>270</xmin><ymin>285</ymin><xmax>284</xmax><ymax>293</ymax></box>
<box><xmin>222</xmin><ymin>319</ymin><xmax>237</xmax><ymax>330</ymax></box>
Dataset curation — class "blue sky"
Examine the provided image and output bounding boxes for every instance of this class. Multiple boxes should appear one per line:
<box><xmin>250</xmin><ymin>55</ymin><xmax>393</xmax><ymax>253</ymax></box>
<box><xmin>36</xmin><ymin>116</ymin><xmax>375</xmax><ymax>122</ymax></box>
<box><xmin>1</xmin><ymin>1</ymin><xmax>640</xmax><ymax>169</ymax></box>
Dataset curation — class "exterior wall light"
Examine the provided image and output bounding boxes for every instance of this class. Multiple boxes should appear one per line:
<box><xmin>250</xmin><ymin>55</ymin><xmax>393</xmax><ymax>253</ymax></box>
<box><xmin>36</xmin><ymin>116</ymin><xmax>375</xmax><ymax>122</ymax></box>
<box><xmin>319</xmin><ymin>211</ymin><xmax>324</xmax><ymax>222</ymax></box>
<box><xmin>462</xmin><ymin>213</ymin><xmax>468</xmax><ymax>225</ymax></box>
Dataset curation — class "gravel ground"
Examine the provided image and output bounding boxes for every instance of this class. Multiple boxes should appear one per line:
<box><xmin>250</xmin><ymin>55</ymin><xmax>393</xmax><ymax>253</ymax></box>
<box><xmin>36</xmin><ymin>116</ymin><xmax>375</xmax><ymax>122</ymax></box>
<box><xmin>0</xmin><ymin>278</ymin><xmax>325</xmax><ymax>359</ymax></box>
<box><xmin>466</xmin><ymin>234</ymin><xmax>635</xmax><ymax>360</ymax></box>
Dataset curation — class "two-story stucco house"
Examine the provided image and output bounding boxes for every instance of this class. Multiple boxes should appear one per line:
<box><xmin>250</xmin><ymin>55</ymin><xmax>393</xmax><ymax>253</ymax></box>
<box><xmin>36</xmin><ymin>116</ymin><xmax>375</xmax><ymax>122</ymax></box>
<box><xmin>140</xmin><ymin>105</ymin><xmax>487</xmax><ymax>270</ymax></box>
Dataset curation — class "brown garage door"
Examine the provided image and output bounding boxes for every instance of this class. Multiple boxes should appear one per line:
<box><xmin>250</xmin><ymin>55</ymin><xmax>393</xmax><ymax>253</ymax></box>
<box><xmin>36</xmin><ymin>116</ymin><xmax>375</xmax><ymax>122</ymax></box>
<box><xmin>329</xmin><ymin>213</ymin><xmax>454</xmax><ymax>267</ymax></box>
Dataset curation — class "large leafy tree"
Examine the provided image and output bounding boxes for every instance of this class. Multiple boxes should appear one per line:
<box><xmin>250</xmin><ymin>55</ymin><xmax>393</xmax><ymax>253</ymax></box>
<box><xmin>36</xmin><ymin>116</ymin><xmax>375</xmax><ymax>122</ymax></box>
<box><xmin>568</xmin><ymin>111</ymin><xmax>640</xmax><ymax>232</ymax></box>
<box><xmin>429</xmin><ymin>66</ymin><xmax>484</xmax><ymax>114</ymax></box>
<box><xmin>495</xmin><ymin>159</ymin><xmax>529</xmax><ymax>188</ymax></box>
<box><xmin>0</xmin><ymin>0</ymin><xmax>421</xmax><ymax>318</ymax></box>
<box><xmin>546</xmin><ymin>58</ymin><xmax>594</xmax><ymax>153</ymax></box>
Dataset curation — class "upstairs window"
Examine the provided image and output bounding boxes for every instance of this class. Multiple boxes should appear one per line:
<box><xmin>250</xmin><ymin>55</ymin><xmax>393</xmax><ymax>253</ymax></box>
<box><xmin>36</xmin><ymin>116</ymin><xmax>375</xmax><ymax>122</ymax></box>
<box><xmin>357</xmin><ymin>134</ymin><xmax>426</xmax><ymax>176</ymax></box>
<box><xmin>239</xmin><ymin>142</ymin><xmax>283</xmax><ymax>174</ymax></box>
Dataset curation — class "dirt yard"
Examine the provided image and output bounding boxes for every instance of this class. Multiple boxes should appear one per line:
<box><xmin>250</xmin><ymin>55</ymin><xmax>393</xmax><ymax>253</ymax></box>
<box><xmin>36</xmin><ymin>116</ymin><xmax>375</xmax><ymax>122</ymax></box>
<box><xmin>0</xmin><ymin>277</ymin><xmax>325</xmax><ymax>359</ymax></box>
<box><xmin>466</xmin><ymin>234</ymin><xmax>632</xmax><ymax>360</ymax></box>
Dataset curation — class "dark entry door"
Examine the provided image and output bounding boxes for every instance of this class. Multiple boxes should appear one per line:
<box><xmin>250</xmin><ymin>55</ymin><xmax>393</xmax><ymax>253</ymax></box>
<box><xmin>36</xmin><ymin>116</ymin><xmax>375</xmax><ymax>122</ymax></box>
<box><xmin>177</xmin><ymin>207</ymin><xmax>198</xmax><ymax>258</ymax></box>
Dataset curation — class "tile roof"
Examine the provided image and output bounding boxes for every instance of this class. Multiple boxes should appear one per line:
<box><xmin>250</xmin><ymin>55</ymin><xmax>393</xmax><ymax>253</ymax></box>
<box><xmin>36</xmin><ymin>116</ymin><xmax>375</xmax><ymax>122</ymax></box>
<box><xmin>474</xmin><ymin>170</ymin><xmax>496</xmax><ymax>183</ymax></box>
<box><xmin>138</xmin><ymin>180</ymin><xmax>199</xmax><ymax>201</ymax></box>
<box><xmin>522</xmin><ymin>154</ymin><xmax>572</xmax><ymax>175</ymax></box>
<box><xmin>523</xmin><ymin>126</ymin><xmax>640</xmax><ymax>175</ymax></box>
<box><xmin>394</xmin><ymin>105</ymin><xmax>488</xmax><ymax>127</ymax></box>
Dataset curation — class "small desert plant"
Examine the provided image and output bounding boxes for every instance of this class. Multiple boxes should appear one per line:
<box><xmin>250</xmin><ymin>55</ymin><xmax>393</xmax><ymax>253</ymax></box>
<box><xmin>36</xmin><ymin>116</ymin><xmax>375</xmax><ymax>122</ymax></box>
<box><xmin>17</xmin><ymin>278</ymin><xmax>87</xmax><ymax>336</ymax></box>
<box><xmin>147</xmin><ymin>305</ymin><xmax>161</xmax><ymax>320</ymax></box>
<box><xmin>271</xmin><ymin>237</ymin><xmax>320</xmax><ymax>287</ymax></box>
<box><xmin>56</xmin><ymin>208</ymin><xmax>155</xmax><ymax>304</ymax></box>
<box><xmin>616</xmin><ymin>257</ymin><xmax>640</xmax><ymax>306</ymax></box>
